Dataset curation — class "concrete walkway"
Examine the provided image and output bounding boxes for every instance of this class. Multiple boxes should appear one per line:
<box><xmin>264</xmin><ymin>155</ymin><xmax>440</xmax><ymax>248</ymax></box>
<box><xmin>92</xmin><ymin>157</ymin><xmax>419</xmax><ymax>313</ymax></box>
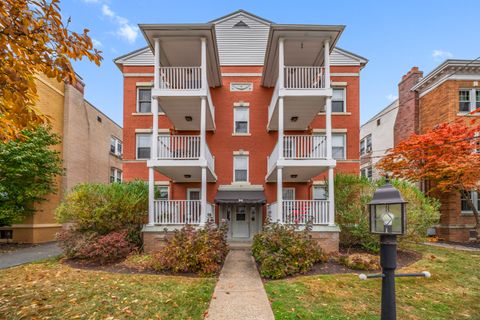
<box><xmin>0</xmin><ymin>242</ymin><xmax>62</xmax><ymax>269</ymax></box>
<box><xmin>206</xmin><ymin>249</ymin><xmax>275</xmax><ymax>320</ymax></box>
<box><xmin>423</xmin><ymin>242</ymin><xmax>480</xmax><ymax>252</ymax></box>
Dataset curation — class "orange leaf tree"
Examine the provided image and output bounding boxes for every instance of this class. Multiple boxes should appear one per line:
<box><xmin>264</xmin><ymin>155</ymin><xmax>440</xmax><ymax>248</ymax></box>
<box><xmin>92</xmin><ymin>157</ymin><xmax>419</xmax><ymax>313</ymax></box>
<box><xmin>0</xmin><ymin>0</ymin><xmax>102</xmax><ymax>141</ymax></box>
<box><xmin>377</xmin><ymin>119</ymin><xmax>480</xmax><ymax>238</ymax></box>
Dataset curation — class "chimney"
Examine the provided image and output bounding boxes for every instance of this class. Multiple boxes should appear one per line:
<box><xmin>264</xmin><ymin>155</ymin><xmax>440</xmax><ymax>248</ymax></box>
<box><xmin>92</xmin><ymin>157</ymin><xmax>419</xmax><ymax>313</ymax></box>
<box><xmin>394</xmin><ymin>67</ymin><xmax>423</xmax><ymax>146</ymax></box>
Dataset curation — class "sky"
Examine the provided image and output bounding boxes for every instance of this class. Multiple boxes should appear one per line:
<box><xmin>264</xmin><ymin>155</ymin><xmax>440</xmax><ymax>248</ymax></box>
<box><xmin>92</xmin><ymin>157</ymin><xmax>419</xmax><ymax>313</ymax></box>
<box><xmin>60</xmin><ymin>0</ymin><xmax>480</xmax><ymax>126</ymax></box>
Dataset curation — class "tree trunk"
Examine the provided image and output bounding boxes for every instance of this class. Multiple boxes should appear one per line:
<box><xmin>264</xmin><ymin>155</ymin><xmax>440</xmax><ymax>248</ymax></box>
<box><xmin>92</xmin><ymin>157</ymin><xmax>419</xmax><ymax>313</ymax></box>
<box><xmin>460</xmin><ymin>190</ymin><xmax>480</xmax><ymax>241</ymax></box>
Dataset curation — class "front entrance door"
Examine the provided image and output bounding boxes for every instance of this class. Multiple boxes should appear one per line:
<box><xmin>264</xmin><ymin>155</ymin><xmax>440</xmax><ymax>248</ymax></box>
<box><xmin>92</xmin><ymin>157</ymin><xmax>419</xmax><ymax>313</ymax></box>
<box><xmin>232</xmin><ymin>205</ymin><xmax>249</xmax><ymax>238</ymax></box>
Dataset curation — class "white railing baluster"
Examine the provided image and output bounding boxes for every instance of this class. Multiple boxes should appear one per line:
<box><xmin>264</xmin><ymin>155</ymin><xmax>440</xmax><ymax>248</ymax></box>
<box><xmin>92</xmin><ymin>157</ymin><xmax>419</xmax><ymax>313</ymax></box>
<box><xmin>278</xmin><ymin>135</ymin><xmax>327</xmax><ymax>159</ymax></box>
<box><xmin>283</xmin><ymin>66</ymin><xmax>326</xmax><ymax>89</ymax></box>
<box><xmin>158</xmin><ymin>67</ymin><xmax>202</xmax><ymax>90</ymax></box>
<box><xmin>280</xmin><ymin>200</ymin><xmax>329</xmax><ymax>225</ymax></box>
<box><xmin>157</xmin><ymin>135</ymin><xmax>213</xmax><ymax>161</ymax></box>
<box><xmin>153</xmin><ymin>200</ymin><xmax>210</xmax><ymax>225</ymax></box>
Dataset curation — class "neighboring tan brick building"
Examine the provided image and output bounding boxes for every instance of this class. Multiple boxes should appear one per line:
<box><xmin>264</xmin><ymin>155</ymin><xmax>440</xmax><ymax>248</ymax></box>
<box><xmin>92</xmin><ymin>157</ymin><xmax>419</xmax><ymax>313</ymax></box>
<box><xmin>115</xmin><ymin>10</ymin><xmax>367</xmax><ymax>253</ymax></box>
<box><xmin>395</xmin><ymin>61</ymin><xmax>480</xmax><ymax>242</ymax></box>
<box><xmin>0</xmin><ymin>74</ymin><xmax>123</xmax><ymax>244</ymax></box>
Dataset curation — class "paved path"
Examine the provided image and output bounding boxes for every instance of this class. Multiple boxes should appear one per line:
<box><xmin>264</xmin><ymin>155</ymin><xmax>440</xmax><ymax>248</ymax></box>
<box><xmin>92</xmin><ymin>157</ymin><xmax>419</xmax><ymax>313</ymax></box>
<box><xmin>206</xmin><ymin>249</ymin><xmax>275</xmax><ymax>320</ymax></box>
<box><xmin>0</xmin><ymin>242</ymin><xmax>62</xmax><ymax>269</ymax></box>
<box><xmin>423</xmin><ymin>242</ymin><xmax>480</xmax><ymax>252</ymax></box>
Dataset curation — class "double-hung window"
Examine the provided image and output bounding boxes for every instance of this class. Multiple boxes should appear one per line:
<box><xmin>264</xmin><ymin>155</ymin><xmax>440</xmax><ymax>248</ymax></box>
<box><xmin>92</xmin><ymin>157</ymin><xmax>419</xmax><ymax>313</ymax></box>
<box><xmin>361</xmin><ymin>166</ymin><xmax>373</xmax><ymax>180</ymax></box>
<box><xmin>233</xmin><ymin>155</ymin><xmax>248</xmax><ymax>182</ymax></box>
<box><xmin>313</xmin><ymin>186</ymin><xmax>327</xmax><ymax>200</ymax></box>
<box><xmin>137</xmin><ymin>88</ymin><xmax>152</xmax><ymax>113</ymax></box>
<box><xmin>332</xmin><ymin>134</ymin><xmax>346</xmax><ymax>160</ymax></box>
<box><xmin>234</xmin><ymin>106</ymin><xmax>249</xmax><ymax>134</ymax></box>
<box><xmin>110</xmin><ymin>136</ymin><xmax>122</xmax><ymax>157</ymax></box>
<box><xmin>155</xmin><ymin>186</ymin><xmax>169</xmax><ymax>200</ymax></box>
<box><xmin>136</xmin><ymin>133</ymin><xmax>151</xmax><ymax>159</ymax></box>
<box><xmin>461</xmin><ymin>190</ymin><xmax>480</xmax><ymax>213</ymax></box>
<box><xmin>110</xmin><ymin>168</ymin><xmax>122</xmax><ymax>183</ymax></box>
<box><xmin>332</xmin><ymin>88</ymin><xmax>346</xmax><ymax>113</ymax></box>
<box><xmin>459</xmin><ymin>89</ymin><xmax>480</xmax><ymax>113</ymax></box>
<box><xmin>282</xmin><ymin>188</ymin><xmax>295</xmax><ymax>200</ymax></box>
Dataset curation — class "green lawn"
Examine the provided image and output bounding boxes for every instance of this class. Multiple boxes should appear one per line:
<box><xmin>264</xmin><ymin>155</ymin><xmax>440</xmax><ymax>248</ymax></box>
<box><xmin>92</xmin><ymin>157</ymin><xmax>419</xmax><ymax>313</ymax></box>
<box><xmin>0</xmin><ymin>259</ymin><xmax>215</xmax><ymax>320</ymax></box>
<box><xmin>265</xmin><ymin>245</ymin><xmax>480</xmax><ymax>320</ymax></box>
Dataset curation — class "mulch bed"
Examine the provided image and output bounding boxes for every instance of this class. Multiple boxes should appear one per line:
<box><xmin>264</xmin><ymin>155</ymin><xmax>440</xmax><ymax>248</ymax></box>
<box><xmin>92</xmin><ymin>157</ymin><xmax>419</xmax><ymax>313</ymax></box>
<box><xmin>309</xmin><ymin>248</ymin><xmax>422</xmax><ymax>276</ymax></box>
<box><xmin>62</xmin><ymin>258</ymin><xmax>215</xmax><ymax>278</ymax></box>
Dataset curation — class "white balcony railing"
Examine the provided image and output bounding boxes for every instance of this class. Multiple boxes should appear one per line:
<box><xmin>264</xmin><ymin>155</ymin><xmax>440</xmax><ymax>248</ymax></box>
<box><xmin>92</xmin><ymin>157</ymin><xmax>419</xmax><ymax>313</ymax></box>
<box><xmin>158</xmin><ymin>135</ymin><xmax>200</xmax><ymax>159</ymax></box>
<box><xmin>157</xmin><ymin>135</ymin><xmax>214</xmax><ymax>169</ymax></box>
<box><xmin>268</xmin><ymin>200</ymin><xmax>330</xmax><ymax>225</ymax></box>
<box><xmin>284</xmin><ymin>66</ymin><xmax>325</xmax><ymax>89</ymax></box>
<box><xmin>268</xmin><ymin>135</ymin><xmax>328</xmax><ymax>168</ymax></box>
<box><xmin>153</xmin><ymin>200</ymin><xmax>215</xmax><ymax>225</ymax></box>
<box><xmin>284</xmin><ymin>135</ymin><xmax>327</xmax><ymax>159</ymax></box>
<box><xmin>158</xmin><ymin>67</ymin><xmax>202</xmax><ymax>90</ymax></box>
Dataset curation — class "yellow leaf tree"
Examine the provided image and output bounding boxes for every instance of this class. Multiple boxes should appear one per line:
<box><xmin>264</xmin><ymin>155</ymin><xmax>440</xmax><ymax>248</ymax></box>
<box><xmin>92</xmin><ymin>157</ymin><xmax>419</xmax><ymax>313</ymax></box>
<box><xmin>0</xmin><ymin>0</ymin><xmax>102</xmax><ymax>141</ymax></box>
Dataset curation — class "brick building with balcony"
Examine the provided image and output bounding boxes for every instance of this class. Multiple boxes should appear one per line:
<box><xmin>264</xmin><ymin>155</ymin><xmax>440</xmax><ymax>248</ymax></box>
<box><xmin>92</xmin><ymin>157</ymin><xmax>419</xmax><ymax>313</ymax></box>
<box><xmin>115</xmin><ymin>10</ymin><xmax>367</xmax><ymax>253</ymax></box>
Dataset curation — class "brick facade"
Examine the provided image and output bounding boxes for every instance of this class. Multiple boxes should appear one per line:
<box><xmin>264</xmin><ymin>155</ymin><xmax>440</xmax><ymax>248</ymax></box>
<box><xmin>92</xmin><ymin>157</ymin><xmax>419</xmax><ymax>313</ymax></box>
<box><xmin>396</xmin><ymin>65</ymin><xmax>480</xmax><ymax>242</ymax></box>
<box><xmin>394</xmin><ymin>67</ymin><xmax>422</xmax><ymax>146</ymax></box>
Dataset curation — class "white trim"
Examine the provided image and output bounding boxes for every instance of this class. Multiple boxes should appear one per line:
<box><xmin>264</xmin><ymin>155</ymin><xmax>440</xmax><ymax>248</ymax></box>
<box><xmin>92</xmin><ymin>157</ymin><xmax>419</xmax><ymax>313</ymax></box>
<box><xmin>11</xmin><ymin>223</ymin><xmax>62</xmax><ymax>229</ymax></box>
<box><xmin>154</xmin><ymin>181</ymin><xmax>170</xmax><ymax>186</ymax></box>
<box><xmin>136</xmin><ymin>82</ymin><xmax>153</xmax><ymax>86</ymax></box>
<box><xmin>312</xmin><ymin>128</ymin><xmax>348</xmax><ymax>133</ymax></box>
<box><xmin>312</xmin><ymin>180</ymin><xmax>326</xmax><ymax>185</ymax></box>
<box><xmin>318</xmin><ymin>112</ymin><xmax>352</xmax><ymax>116</ymax></box>
<box><xmin>135</xmin><ymin>128</ymin><xmax>170</xmax><ymax>133</ymax></box>
<box><xmin>131</xmin><ymin>112</ymin><xmax>166</xmax><ymax>116</ymax></box>
<box><xmin>233</xmin><ymin>101</ymin><xmax>250</xmax><ymax>107</ymax></box>
<box><xmin>222</xmin><ymin>73</ymin><xmax>263</xmax><ymax>77</ymax></box>
<box><xmin>418</xmin><ymin>74</ymin><xmax>480</xmax><ymax>98</ymax></box>
<box><xmin>232</xmin><ymin>133</ymin><xmax>252</xmax><ymax>136</ymax></box>
<box><xmin>230</xmin><ymin>82</ymin><xmax>253</xmax><ymax>91</ymax></box>
<box><xmin>218</xmin><ymin>184</ymin><xmax>264</xmax><ymax>191</ymax></box>
<box><xmin>332</xmin><ymin>81</ymin><xmax>347</xmax><ymax>86</ymax></box>
<box><xmin>124</xmin><ymin>73</ymin><xmax>154</xmax><ymax>77</ymax></box>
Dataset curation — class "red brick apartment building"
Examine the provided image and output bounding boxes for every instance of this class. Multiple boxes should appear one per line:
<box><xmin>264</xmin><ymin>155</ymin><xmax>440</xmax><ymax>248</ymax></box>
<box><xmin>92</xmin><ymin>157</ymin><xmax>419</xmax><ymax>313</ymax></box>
<box><xmin>114</xmin><ymin>10</ymin><xmax>367</xmax><ymax>253</ymax></box>
<box><xmin>395</xmin><ymin>61</ymin><xmax>480</xmax><ymax>242</ymax></box>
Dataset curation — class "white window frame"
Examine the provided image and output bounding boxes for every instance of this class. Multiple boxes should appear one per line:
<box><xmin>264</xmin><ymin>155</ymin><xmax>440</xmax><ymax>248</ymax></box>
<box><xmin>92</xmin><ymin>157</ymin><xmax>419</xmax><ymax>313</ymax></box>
<box><xmin>233</xmin><ymin>106</ymin><xmax>250</xmax><ymax>134</ymax></box>
<box><xmin>110</xmin><ymin>167</ymin><xmax>122</xmax><ymax>183</ymax></box>
<box><xmin>332</xmin><ymin>133</ymin><xmax>347</xmax><ymax>160</ymax></box>
<box><xmin>461</xmin><ymin>190</ymin><xmax>480</xmax><ymax>214</ymax></box>
<box><xmin>110</xmin><ymin>136</ymin><xmax>122</xmax><ymax>157</ymax></box>
<box><xmin>187</xmin><ymin>188</ymin><xmax>201</xmax><ymax>200</ymax></box>
<box><xmin>136</xmin><ymin>86</ymin><xmax>152</xmax><ymax>113</ymax></box>
<box><xmin>332</xmin><ymin>87</ymin><xmax>347</xmax><ymax>113</ymax></box>
<box><xmin>312</xmin><ymin>185</ymin><xmax>327</xmax><ymax>200</ymax></box>
<box><xmin>136</xmin><ymin>133</ymin><xmax>151</xmax><ymax>160</ymax></box>
<box><xmin>282</xmin><ymin>188</ymin><xmax>295</xmax><ymax>200</ymax></box>
<box><xmin>233</xmin><ymin>155</ymin><xmax>249</xmax><ymax>182</ymax></box>
<box><xmin>155</xmin><ymin>185</ymin><xmax>169</xmax><ymax>200</ymax></box>
<box><xmin>459</xmin><ymin>88</ymin><xmax>480</xmax><ymax>113</ymax></box>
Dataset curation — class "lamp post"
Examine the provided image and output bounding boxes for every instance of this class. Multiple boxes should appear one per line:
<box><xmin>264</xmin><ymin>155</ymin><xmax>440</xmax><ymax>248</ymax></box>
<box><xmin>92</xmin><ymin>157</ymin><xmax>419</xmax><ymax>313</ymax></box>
<box><xmin>360</xmin><ymin>180</ymin><xmax>431</xmax><ymax>319</ymax></box>
<box><xmin>369</xmin><ymin>180</ymin><xmax>407</xmax><ymax>320</ymax></box>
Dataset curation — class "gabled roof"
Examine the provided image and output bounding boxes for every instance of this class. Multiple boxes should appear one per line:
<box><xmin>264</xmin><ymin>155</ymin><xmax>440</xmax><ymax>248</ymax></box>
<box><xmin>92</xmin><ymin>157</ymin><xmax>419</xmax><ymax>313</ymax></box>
<box><xmin>411</xmin><ymin>59</ymin><xmax>480</xmax><ymax>94</ymax></box>
<box><xmin>333</xmin><ymin>47</ymin><xmax>368</xmax><ymax>68</ymax></box>
<box><xmin>209</xmin><ymin>9</ymin><xmax>273</xmax><ymax>25</ymax></box>
<box><xmin>361</xmin><ymin>99</ymin><xmax>398</xmax><ymax>128</ymax></box>
<box><xmin>113</xmin><ymin>46</ymin><xmax>151</xmax><ymax>69</ymax></box>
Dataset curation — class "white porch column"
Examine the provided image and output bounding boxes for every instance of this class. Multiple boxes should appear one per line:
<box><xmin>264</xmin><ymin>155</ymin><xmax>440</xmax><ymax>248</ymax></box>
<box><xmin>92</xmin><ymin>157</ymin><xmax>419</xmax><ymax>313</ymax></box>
<box><xmin>201</xmin><ymin>167</ymin><xmax>207</xmax><ymax>225</ymax></box>
<box><xmin>325</xmin><ymin>97</ymin><xmax>332</xmax><ymax>159</ymax></box>
<box><xmin>328</xmin><ymin>167</ymin><xmax>335</xmax><ymax>226</ymax></box>
<box><xmin>324</xmin><ymin>39</ymin><xmax>331</xmax><ymax>89</ymax></box>
<box><xmin>278</xmin><ymin>38</ymin><xmax>285</xmax><ymax>89</ymax></box>
<box><xmin>277</xmin><ymin>166</ymin><xmax>283</xmax><ymax>223</ymax></box>
<box><xmin>200</xmin><ymin>94</ymin><xmax>207</xmax><ymax>225</ymax></box>
<box><xmin>148</xmin><ymin>167</ymin><xmax>155</xmax><ymax>225</ymax></box>
<box><xmin>152</xmin><ymin>38</ymin><xmax>160</xmax><ymax>160</ymax></box>
<box><xmin>201</xmin><ymin>37</ymin><xmax>207</xmax><ymax>91</ymax></box>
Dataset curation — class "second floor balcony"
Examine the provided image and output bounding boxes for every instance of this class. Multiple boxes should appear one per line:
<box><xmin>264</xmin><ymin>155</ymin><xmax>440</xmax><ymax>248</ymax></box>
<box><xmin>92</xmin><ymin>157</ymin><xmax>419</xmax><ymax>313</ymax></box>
<box><xmin>149</xmin><ymin>135</ymin><xmax>216</xmax><ymax>182</ymax></box>
<box><xmin>266</xmin><ymin>135</ymin><xmax>335</xmax><ymax>182</ymax></box>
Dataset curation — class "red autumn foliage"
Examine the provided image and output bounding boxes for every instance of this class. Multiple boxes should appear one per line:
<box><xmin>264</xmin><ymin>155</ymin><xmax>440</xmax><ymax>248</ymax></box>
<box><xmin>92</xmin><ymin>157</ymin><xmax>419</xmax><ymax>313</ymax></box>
<box><xmin>377</xmin><ymin>118</ymin><xmax>480</xmax><ymax>235</ymax></box>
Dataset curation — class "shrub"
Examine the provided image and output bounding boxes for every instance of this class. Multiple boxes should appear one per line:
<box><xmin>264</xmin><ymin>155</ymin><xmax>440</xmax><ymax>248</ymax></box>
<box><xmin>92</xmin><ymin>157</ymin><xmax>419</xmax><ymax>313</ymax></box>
<box><xmin>151</xmin><ymin>221</ymin><xmax>229</xmax><ymax>276</ymax></box>
<box><xmin>55</xmin><ymin>181</ymin><xmax>148</xmax><ymax>236</ymax></box>
<box><xmin>337</xmin><ymin>253</ymin><xmax>380</xmax><ymax>270</ymax></box>
<box><xmin>57</xmin><ymin>229</ymin><xmax>137</xmax><ymax>265</ymax></box>
<box><xmin>252</xmin><ymin>223</ymin><xmax>326</xmax><ymax>279</ymax></box>
<box><xmin>334</xmin><ymin>174</ymin><xmax>440</xmax><ymax>252</ymax></box>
